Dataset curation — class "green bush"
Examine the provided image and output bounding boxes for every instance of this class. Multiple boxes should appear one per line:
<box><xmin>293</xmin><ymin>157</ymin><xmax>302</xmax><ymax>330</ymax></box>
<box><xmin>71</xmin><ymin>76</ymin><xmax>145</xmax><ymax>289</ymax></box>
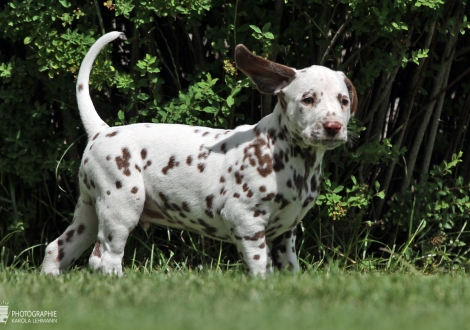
<box><xmin>1</xmin><ymin>0</ymin><xmax>470</xmax><ymax>272</ymax></box>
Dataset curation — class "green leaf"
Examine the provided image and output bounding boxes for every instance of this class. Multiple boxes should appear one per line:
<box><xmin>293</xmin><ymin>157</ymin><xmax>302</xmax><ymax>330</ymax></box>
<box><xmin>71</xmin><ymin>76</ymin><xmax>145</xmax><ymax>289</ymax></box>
<box><xmin>227</xmin><ymin>95</ymin><xmax>235</xmax><ymax>107</ymax></box>
<box><xmin>203</xmin><ymin>107</ymin><xmax>216</xmax><ymax>113</ymax></box>
<box><xmin>24</xmin><ymin>36</ymin><xmax>32</xmax><ymax>45</ymax></box>
<box><xmin>137</xmin><ymin>93</ymin><xmax>149</xmax><ymax>101</ymax></box>
<box><xmin>249</xmin><ymin>25</ymin><xmax>262</xmax><ymax>34</ymax></box>
<box><xmin>264</xmin><ymin>32</ymin><xmax>275</xmax><ymax>40</ymax></box>
<box><xmin>59</xmin><ymin>0</ymin><xmax>71</xmax><ymax>8</ymax></box>
<box><xmin>118</xmin><ymin>110</ymin><xmax>125</xmax><ymax>121</ymax></box>
<box><xmin>262</xmin><ymin>22</ymin><xmax>272</xmax><ymax>33</ymax></box>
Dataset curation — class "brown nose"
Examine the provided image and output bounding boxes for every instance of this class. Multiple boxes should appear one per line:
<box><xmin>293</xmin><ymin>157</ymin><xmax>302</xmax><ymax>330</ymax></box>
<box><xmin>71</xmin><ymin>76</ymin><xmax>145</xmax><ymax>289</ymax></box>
<box><xmin>323</xmin><ymin>121</ymin><xmax>342</xmax><ymax>136</ymax></box>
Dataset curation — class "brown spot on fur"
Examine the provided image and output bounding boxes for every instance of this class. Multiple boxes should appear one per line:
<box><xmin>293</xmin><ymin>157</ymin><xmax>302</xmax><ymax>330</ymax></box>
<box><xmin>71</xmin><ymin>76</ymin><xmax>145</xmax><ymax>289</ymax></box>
<box><xmin>277</xmin><ymin>90</ymin><xmax>287</xmax><ymax>110</ymax></box>
<box><xmin>182</xmin><ymin>202</ymin><xmax>191</xmax><ymax>212</ymax></box>
<box><xmin>131</xmin><ymin>187</ymin><xmax>139</xmax><ymax>194</ymax></box>
<box><xmin>242</xmin><ymin>183</ymin><xmax>249</xmax><ymax>192</ymax></box>
<box><xmin>141</xmin><ymin>149</ymin><xmax>147</xmax><ymax>160</ymax></box>
<box><xmin>65</xmin><ymin>230</ymin><xmax>75</xmax><ymax>242</ymax></box>
<box><xmin>262</xmin><ymin>193</ymin><xmax>276</xmax><ymax>201</ymax></box>
<box><xmin>243</xmin><ymin>137</ymin><xmax>274</xmax><ymax>177</ymax></box>
<box><xmin>186</xmin><ymin>155</ymin><xmax>193</xmax><ymax>165</ymax></box>
<box><xmin>259</xmin><ymin>186</ymin><xmax>266</xmax><ymax>192</ymax></box>
<box><xmin>84</xmin><ymin>158</ymin><xmax>89</xmax><ymax>165</ymax></box>
<box><xmin>92</xmin><ymin>133</ymin><xmax>100</xmax><ymax>141</ymax></box>
<box><xmin>57</xmin><ymin>248</ymin><xmax>65</xmax><ymax>262</ymax></box>
<box><xmin>233</xmin><ymin>193</ymin><xmax>240</xmax><ymax>198</ymax></box>
<box><xmin>197</xmin><ymin>163</ymin><xmax>205</xmax><ymax>172</ymax></box>
<box><xmin>253</xmin><ymin>210</ymin><xmax>266</xmax><ymax>217</ymax></box>
<box><xmin>198</xmin><ymin>149</ymin><xmax>212</xmax><ymax>159</ymax></box>
<box><xmin>159</xmin><ymin>192</ymin><xmax>169</xmax><ymax>203</ymax></box>
<box><xmin>106</xmin><ymin>131</ymin><xmax>118</xmax><ymax>137</ymax></box>
<box><xmin>253</xmin><ymin>254</ymin><xmax>260</xmax><ymax>260</ymax></box>
<box><xmin>205</xmin><ymin>194</ymin><xmax>214</xmax><ymax>209</ymax></box>
<box><xmin>115</xmin><ymin>148</ymin><xmax>131</xmax><ymax>175</ymax></box>
<box><xmin>235</xmin><ymin>172</ymin><xmax>243</xmax><ymax>184</ymax></box>
<box><xmin>221</xmin><ymin>143</ymin><xmax>227</xmax><ymax>154</ymax></box>
<box><xmin>107</xmin><ymin>191</ymin><xmax>111</xmax><ymax>195</ymax></box>
<box><xmin>302</xmin><ymin>196</ymin><xmax>315</xmax><ymax>208</ymax></box>
<box><xmin>77</xmin><ymin>224</ymin><xmax>85</xmax><ymax>235</ymax></box>
<box><xmin>83</xmin><ymin>173</ymin><xmax>91</xmax><ymax>190</ymax></box>
<box><xmin>116</xmin><ymin>180</ymin><xmax>122</xmax><ymax>189</ymax></box>
<box><xmin>259</xmin><ymin>242</ymin><xmax>266</xmax><ymax>249</ymax></box>
<box><xmin>144</xmin><ymin>160</ymin><xmax>152</xmax><ymax>170</ymax></box>
<box><xmin>220</xmin><ymin>176</ymin><xmax>226</xmax><ymax>183</ymax></box>
<box><xmin>244</xmin><ymin>231</ymin><xmax>265</xmax><ymax>241</ymax></box>
<box><xmin>268</xmin><ymin>128</ymin><xmax>277</xmax><ymax>144</ymax></box>
<box><xmin>273</xmin><ymin>152</ymin><xmax>285</xmax><ymax>172</ymax></box>
<box><xmin>78</xmin><ymin>83</ymin><xmax>83</xmax><ymax>92</ymax></box>
<box><xmin>162</xmin><ymin>155</ymin><xmax>179</xmax><ymax>174</ymax></box>
<box><xmin>135</xmin><ymin>164</ymin><xmax>141</xmax><ymax>172</ymax></box>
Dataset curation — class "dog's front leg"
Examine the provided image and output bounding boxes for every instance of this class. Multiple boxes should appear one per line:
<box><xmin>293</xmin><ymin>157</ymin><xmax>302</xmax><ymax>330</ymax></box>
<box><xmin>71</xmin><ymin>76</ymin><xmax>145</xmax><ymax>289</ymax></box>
<box><xmin>230</xmin><ymin>227</ymin><xmax>273</xmax><ymax>277</ymax></box>
<box><xmin>270</xmin><ymin>228</ymin><xmax>300</xmax><ymax>272</ymax></box>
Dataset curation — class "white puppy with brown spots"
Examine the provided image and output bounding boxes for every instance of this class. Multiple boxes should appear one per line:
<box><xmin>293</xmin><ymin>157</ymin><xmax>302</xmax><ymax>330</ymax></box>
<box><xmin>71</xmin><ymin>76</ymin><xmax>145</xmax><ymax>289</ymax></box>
<box><xmin>42</xmin><ymin>32</ymin><xmax>357</xmax><ymax>277</ymax></box>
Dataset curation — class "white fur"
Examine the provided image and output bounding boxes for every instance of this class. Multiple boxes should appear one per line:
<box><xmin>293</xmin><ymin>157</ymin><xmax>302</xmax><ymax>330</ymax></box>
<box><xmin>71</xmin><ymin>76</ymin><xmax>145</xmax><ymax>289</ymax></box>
<box><xmin>41</xmin><ymin>32</ymin><xmax>356</xmax><ymax>277</ymax></box>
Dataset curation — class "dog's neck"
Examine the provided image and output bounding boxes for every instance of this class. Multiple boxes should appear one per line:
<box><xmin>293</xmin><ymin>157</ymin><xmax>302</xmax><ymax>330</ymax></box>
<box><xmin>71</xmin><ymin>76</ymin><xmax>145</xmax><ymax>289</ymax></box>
<box><xmin>253</xmin><ymin>103</ymin><xmax>325</xmax><ymax>174</ymax></box>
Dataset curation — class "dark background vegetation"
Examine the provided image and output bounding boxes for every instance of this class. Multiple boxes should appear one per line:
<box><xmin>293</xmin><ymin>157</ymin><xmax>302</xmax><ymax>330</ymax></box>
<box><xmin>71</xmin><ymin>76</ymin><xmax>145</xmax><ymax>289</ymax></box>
<box><xmin>1</xmin><ymin>0</ymin><xmax>470</xmax><ymax>272</ymax></box>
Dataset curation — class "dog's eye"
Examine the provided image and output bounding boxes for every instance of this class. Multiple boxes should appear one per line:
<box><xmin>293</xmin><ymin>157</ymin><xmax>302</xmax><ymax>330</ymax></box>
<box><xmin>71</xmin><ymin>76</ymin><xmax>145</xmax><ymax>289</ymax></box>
<box><xmin>302</xmin><ymin>97</ymin><xmax>315</xmax><ymax>105</ymax></box>
<box><xmin>341</xmin><ymin>98</ymin><xmax>349</xmax><ymax>107</ymax></box>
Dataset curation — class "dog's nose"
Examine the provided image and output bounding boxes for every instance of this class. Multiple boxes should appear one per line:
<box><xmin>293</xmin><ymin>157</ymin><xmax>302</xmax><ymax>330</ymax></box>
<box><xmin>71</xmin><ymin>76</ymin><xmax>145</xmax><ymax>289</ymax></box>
<box><xmin>323</xmin><ymin>121</ymin><xmax>342</xmax><ymax>136</ymax></box>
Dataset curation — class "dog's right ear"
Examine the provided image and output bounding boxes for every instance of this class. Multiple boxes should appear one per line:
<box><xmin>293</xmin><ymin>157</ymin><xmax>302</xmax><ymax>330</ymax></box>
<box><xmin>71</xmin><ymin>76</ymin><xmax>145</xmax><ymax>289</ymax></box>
<box><xmin>235</xmin><ymin>45</ymin><xmax>296</xmax><ymax>94</ymax></box>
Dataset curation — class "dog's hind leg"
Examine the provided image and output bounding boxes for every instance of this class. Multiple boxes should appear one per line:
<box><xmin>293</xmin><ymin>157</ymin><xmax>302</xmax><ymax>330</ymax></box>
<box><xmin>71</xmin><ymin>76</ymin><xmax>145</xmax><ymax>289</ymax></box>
<box><xmin>41</xmin><ymin>195</ymin><xmax>99</xmax><ymax>275</ymax></box>
<box><xmin>88</xmin><ymin>186</ymin><xmax>145</xmax><ymax>276</ymax></box>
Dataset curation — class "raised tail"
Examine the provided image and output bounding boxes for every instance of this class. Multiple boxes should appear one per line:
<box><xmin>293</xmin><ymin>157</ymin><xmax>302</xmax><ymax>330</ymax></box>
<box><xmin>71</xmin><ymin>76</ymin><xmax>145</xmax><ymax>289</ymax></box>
<box><xmin>76</xmin><ymin>31</ymin><xmax>124</xmax><ymax>139</ymax></box>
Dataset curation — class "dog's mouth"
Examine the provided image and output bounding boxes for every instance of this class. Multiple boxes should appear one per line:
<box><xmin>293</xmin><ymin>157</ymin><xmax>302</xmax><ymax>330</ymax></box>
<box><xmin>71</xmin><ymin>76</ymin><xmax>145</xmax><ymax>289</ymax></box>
<box><xmin>318</xmin><ymin>139</ymin><xmax>345</xmax><ymax>149</ymax></box>
<box><xmin>302</xmin><ymin>134</ymin><xmax>346</xmax><ymax>150</ymax></box>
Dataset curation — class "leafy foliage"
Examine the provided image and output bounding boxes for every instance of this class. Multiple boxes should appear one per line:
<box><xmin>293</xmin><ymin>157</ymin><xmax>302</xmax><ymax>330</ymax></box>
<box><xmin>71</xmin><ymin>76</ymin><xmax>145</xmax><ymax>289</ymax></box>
<box><xmin>1</xmin><ymin>0</ymin><xmax>470</xmax><ymax>272</ymax></box>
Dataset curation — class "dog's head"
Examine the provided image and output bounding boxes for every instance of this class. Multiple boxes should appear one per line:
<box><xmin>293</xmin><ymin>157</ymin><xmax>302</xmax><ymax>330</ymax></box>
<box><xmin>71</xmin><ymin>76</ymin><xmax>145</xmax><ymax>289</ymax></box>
<box><xmin>235</xmin><ymin>45</ymin><xmax>357</xmax><ymax>150</ymax></box>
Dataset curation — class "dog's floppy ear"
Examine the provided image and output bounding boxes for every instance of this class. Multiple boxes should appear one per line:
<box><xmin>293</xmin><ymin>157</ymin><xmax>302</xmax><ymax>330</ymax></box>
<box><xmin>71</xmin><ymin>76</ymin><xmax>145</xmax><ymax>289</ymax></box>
<box><xmin>344</xmin><ymin>77</ymin><xmax>358</xmax><ymax>115</ymax></box>
<box><xmin>235</xmin><ymin>44</ymin><xmax>296</xmax><ymax>94</ymax></box>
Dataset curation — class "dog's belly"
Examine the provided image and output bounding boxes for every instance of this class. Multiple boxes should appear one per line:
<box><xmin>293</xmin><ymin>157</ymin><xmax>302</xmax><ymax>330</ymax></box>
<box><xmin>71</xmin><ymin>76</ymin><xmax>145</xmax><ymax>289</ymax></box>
<box><xmin>139</xmin><ymin>196</ymin><xmax>233</xmax><ymax>242</ymax></box>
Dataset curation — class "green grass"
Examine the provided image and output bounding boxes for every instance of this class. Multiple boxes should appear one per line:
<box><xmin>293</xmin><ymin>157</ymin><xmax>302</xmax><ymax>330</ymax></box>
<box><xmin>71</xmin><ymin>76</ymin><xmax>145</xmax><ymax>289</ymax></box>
<box><xmin>1</xmin><ymin>268</ymin><xmax>470</xmax><ymax>330</ymax></box>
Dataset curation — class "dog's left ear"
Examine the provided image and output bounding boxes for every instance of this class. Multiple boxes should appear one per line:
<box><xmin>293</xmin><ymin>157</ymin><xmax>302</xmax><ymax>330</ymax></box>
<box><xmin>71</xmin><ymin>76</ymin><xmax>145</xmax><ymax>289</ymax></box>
<box><xmin>235</xmin><ymin>44</ymin><xmax>296</xmax><ymax>94</ymax></box>
<box><xmin>344</xmin><ymin>77</ymin><xmax>358</xmax><ymax>115</ymax></box>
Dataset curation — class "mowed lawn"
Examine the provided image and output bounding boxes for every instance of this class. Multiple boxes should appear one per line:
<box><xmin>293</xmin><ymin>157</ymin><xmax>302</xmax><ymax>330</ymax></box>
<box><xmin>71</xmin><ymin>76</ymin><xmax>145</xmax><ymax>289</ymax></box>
<box><xmin>1</xmin><ymin>268</ymin><xmax>470</xmax><ymax>330</ymax></box>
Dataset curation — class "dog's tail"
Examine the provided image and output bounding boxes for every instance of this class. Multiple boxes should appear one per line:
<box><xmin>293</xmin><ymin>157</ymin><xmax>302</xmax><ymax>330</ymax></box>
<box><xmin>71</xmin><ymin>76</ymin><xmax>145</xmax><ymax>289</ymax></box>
<box><xmin>76</xmin><ymin>31</ymin><xmax>123</xmax><ymax>139</ymax></box>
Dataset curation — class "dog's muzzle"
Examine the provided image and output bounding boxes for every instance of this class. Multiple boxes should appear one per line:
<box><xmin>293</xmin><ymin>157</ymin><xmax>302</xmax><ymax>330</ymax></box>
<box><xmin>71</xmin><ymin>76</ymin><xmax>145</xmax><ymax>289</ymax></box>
<box><xmin>303</xmin><ymin>121</ymin><xmax>347</xmax><ymax>149</ymax></box>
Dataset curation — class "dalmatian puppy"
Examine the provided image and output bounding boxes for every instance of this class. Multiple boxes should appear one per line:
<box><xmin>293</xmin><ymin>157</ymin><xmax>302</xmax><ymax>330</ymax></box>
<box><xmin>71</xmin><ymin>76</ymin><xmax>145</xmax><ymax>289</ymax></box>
<box><xmin>42</xmin><ymin>31</ymin><xmax>357</xmax><ymax>277</ymax></box>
